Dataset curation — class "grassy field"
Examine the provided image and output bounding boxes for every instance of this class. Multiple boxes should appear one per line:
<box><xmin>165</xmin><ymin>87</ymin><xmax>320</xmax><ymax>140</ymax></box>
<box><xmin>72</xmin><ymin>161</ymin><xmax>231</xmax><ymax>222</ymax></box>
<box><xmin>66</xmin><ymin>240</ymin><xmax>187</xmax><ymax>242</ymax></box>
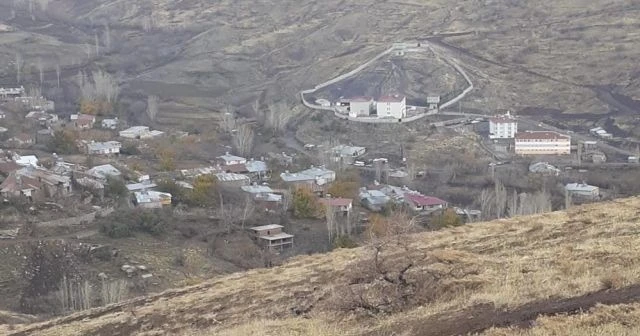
<box><xmin>4</xmin><ymin>197</ymin><xmax>640</xmax><ymax>335</ymax></box>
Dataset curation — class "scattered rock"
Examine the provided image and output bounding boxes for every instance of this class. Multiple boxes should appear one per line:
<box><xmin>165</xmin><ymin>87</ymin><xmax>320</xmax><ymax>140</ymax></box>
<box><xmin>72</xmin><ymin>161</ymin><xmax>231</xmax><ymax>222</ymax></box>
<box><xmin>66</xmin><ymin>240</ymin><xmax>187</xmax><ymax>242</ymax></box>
<box><xmin>141</xmin><ymin>273</ymin><xmax>153</xmax><ymax>279</ymax></box>
<box><xmin>137</xmin><ymin>265</ymin><xmax>147</xmax><ymax>271</ymax></box>
<box><xmin>98</xmin><ymin>272</ymin><xmax>108</xmax><ymax>280</ymax></box>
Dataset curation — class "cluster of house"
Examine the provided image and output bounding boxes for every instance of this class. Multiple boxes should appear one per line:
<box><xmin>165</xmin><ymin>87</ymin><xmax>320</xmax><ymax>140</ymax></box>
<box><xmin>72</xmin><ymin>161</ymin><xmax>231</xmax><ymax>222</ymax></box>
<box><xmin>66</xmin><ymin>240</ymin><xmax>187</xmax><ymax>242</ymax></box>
<box><xmin>489</xmin><ymin>113</ymin><xmax>571</xmax><ymax>156</ymax></box>
<box><xmin>359</xmin><ymin>182</ymin><xmax>448</xmax><ymax>213</ymax></box>
<box><xmin>0</xmin><ymin>86</ymin><xmax>55</xmax><ymax>112</ymax></box>
<box><xmin>0</xmin><ymin>153</ymin><xmax>71</xmax><ymax>200</ymax></box>
<box><xmin>337</xmin><ymin>95</ymin><xmax>408</xmax><ymax>119</ymax></box>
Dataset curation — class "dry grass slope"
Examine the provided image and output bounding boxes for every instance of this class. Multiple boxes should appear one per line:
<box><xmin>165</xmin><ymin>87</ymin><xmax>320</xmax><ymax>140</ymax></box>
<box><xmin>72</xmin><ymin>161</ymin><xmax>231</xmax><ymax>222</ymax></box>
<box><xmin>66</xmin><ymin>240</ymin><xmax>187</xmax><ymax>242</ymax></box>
<box><xmin>3</xmin><ymin>197</ymin><xmax>640</xmax><ymax>335</ymax></box>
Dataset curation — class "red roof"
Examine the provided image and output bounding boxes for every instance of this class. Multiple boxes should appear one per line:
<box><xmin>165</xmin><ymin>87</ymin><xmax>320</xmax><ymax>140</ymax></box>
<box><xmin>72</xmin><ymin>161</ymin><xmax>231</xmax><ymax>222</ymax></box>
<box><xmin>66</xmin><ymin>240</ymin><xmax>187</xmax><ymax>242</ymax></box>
<box><xmin>319</xmin><ymin>197</ymin><xmax>353</xmax><ymax>207</ymax></box>
<box><xmin>489</xmin><ymin>116</ymin><xmax>516</xmax><ymax>124</ymax></box>
<box><xmin>349</xmin><ymin>96</ymin><xmax>374</xmax><ymax>103</ymax></box>
<box><xmin>404</xmin><ymin>194</ymin><xmax>447</xmax><ymax>207</ymax></box>
<box><xmin>378</xmin><ymin>95</ymin><xmax>405</xmax><ymax>103</ymax></box>
<box><xmin>515</xmin><ymin>131</ymin><xmax>569</xmax><ymax>140</ymax></box>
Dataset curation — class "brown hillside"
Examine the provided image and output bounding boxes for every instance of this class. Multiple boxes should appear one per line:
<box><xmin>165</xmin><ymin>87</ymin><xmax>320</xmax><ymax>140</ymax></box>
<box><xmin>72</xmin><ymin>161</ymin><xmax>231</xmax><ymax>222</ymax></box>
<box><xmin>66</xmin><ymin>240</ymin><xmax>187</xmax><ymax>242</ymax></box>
<box><xmin>3</xmin><ymin>197</ymin><xmax>640</xmax><ymax>336</ymax></box>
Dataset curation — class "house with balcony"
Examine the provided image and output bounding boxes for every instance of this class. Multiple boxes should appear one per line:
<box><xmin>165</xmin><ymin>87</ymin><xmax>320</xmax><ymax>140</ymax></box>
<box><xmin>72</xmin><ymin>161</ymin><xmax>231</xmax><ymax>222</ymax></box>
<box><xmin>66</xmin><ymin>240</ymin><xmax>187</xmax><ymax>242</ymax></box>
<box><xmin>134</xmin><ymin>190</ymin><xmax>172</xmax><ymax>208</ymax></box>
<box><xmin>249</xmin><ymin>224</ymin><xmax>294</xmax><ymax>251</ymax></box>
<box><xmin>319</xmin><ymin>197</ymin><xmax>353</xmax><ymax>216</ymax></box>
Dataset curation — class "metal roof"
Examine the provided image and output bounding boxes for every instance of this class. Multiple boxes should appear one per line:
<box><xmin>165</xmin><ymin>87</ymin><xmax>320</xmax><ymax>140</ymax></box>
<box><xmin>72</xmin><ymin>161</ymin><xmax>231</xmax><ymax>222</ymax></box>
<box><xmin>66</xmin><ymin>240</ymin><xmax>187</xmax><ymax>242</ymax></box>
<box><xmin>241</xmin><ymin>185</ymin><xmax>273</xmax><ymax>194</ymax></box>
<box><xmin>215</xmin><ymin>172</ymin><xmax>250</xmax><ymax>182</ymax></box>
<box><xmin>259</xmin><ymin>233</ymin><xmax>294</xmax><ymax>240</ymax></box>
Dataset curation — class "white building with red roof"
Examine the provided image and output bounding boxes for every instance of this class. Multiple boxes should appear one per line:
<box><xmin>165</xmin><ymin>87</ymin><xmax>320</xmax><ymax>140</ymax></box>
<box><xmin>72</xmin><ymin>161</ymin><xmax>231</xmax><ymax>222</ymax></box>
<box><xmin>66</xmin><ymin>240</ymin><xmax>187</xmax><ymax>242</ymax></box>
<box><xmin>348</xmin><ymin>96</ymin><xmax>374</xmax><ymax>117</ymax></box>
<box><xmin>489</xmin><ymin>111</ymin><xmax>517</xmax><ymax>139</ymax></box>
<box><xmin>515</xmin><ymin>131</ymin><xmax>571</xmax><ymax>155</ymax></box>
<box><xmin>376</xmin><ymin>95</ymin><xmax>406</xmax><ymax>119</ymax></box>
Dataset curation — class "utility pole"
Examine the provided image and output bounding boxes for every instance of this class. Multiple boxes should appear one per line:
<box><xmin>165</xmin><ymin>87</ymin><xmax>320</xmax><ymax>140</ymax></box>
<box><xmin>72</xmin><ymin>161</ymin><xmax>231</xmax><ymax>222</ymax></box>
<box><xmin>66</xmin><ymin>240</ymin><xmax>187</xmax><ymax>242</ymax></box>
<box><xmin>577</xmin><ymin>141</ymin><xmax>582</xmax><ymax>166</ymax></box>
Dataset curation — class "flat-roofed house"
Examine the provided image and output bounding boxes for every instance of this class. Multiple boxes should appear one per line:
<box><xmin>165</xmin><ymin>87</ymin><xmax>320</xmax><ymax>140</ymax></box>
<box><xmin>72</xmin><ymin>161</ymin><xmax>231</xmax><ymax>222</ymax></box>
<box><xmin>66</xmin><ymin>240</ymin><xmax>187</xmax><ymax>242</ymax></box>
<box><xmin>565</xmin><ymin>183</ymin><xmax>599</xmax><ymax>199</ymax></box>
<box><xmin>249</xmin><ymin>224</ymin><xmax>294</xmax><ymax>251</ymax></box>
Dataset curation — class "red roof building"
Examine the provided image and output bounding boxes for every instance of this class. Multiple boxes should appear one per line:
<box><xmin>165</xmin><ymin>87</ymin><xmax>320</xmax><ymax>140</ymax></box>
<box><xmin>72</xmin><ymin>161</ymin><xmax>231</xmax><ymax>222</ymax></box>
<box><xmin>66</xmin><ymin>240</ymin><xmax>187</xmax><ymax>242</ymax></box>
<box><xmin>319</xmin><ymin>197</ymin><xmax>353</xmax><ymax>213</ymax></box>
<box><xmin>404</xmin><ymin>194</ymin><xmax>447</xmax><ymax>212</ymax></box>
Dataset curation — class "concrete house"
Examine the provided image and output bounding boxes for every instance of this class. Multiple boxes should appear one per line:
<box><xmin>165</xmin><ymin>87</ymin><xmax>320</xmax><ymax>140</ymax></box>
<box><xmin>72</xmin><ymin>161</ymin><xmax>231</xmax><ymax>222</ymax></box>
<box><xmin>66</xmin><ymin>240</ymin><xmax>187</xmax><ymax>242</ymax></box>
<box><xmin>426</xmin><ymin>96</ymin><xmax>441</xmax><ymax>110</ymax></box>
<box><xmin>404</xmin><ymin>194</ymin><xmax>448</xmax><ymax>212</ymax></box>
<box><xmin>71</xmin><ymin>114</ymin><xmax>96</xmax><ymax>129</ymax></box>
<box><xmin>249</xmin><ymin>224</ymin><xmax>294</xmax><ymax>251</ymax></box>
<box><xmin>7</xmin><ymin>133</ymin><xmax>35</xmax><ymax>148</ymax></box>
<box><xmin>489</xmin><ymin>112</ymin><xmax>517</xmax><ymax>139</ymax></box>
<box><xmin>217</xmin><ymin>152</ymin><xmax>247</xmax><ymax>166</ymax></box>
<box><xmin>528</xmin><ymin>162</ymin><xmax>561</xmax><ymax>175</ymax></box>
<box><xmin>101</xmin><ymin>118</ymin><xmax>119</xmax><ymax>130</ymax></box>
<box><xmin>16</xmin><ymin>166</ymin><xmax>72</xmax><ymax>197</ymax></box>
<box><xmin>348</xmin><ymin>96</ymin><xmax>374</xmax><ymax>117</ymax></box>
<box><xmin>515</xmin><ymin>131</ymin><xmax>571</xmax><ymax>155</ymax></box>
<box><xmin>86</xmin><ymin>164</ymin><xmax>121</xmax><ymax>181</ymax></box>
<box><xmin>214</xmin><ymin>172</ymin><xmax>251</xmax><ymax>186</ymax></box>
<box><xmin>376</xmin><ymin>95</ymin><xmax>406</xmax><ymax>119</ymax></box>
<box><xmin>0</xmin><ymin>86</ymin><xmax>25</xmax><ymax>99</ymax></box>
<box><xmin>319</xmin><ymin>197</ymin><xmax>353</xmax><ymax>215</ymax></box>
<box><xmin>0</xmin><ymin>173</ymin><xmax>42</xmax><ymax>200</ymax></box>
<box><xmin>565</xmin><ymin>183</ymin><xmax>599</xmax><ymax>199</ymax></box>
<box><xmin>13</xmin><ymin>155</ymin><xmax>39</xmax><ymax>167</ymax></box>
<box><xmin>359</xmin><ymin>188</ymin><xmax>392</xmax><ymax>212</ymax></box>
<box><xmin>87</xmin><ymin>141</ymin><xmax>121</xmax><ymax>155</ymax></box>
<box><xmin>280</xmin><ymin>166</ymin><xmax>336</xmax><ymax>192</ymax></box>
<box><xmin>331</xmin><ymin>145</ymin><xmax>366</xmax><ymax>164</ymax></box>
<box><xmin>134</xmin><ymin>190</ymin><xmax>172</xmax><ymax>208</ymax></box>
<box><xmin>119</xmin><ymin>126</ymin><xmax>164</xmax><ymax>139</ymax></box>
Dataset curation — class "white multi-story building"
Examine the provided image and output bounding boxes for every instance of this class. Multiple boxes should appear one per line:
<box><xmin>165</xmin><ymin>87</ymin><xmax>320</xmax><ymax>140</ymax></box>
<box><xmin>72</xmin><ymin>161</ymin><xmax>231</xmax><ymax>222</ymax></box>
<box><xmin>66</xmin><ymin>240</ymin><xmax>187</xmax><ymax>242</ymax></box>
<box><xmin>348</xmin><ymin>96</ymin><xmax>374</xmax><ymax>117</ymax></box>
<box><xmin>489</xmin><ymin>112</ymin><xmax>517</xmax><ymax>139</ymax></box>
<box><xmin>515</xmin><ymin>131</ymin><xmax>571</xmax><ymax>155</ymax></box>
<box><xmin>376</xmin><ymin>95</ymin><xmax>406</xmax><ymax>119</ymax></box>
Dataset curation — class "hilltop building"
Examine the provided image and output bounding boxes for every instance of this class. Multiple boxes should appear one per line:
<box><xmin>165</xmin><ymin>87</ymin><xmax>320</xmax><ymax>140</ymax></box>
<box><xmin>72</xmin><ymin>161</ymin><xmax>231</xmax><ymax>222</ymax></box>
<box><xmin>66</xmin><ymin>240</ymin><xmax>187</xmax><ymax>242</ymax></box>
<box><xmin>489</xmin><ymin>112</ymin><xmax>517</xmax><ymax>139</ymax></box>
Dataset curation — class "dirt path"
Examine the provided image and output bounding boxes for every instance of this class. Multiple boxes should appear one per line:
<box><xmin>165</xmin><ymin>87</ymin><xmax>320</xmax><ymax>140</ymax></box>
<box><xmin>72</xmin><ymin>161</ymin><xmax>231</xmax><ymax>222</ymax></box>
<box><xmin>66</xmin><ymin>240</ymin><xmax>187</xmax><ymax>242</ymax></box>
<box><xmin>366</xmin><ymin>284</ymin><xmax>640</xmax><ymax>336</ymax></box>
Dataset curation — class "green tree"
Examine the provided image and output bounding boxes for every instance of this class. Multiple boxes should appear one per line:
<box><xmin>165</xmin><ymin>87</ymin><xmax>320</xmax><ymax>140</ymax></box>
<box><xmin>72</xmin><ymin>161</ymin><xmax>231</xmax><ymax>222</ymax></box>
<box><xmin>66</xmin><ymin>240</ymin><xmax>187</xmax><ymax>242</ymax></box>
<box><xmin>104</xmin><ymin>176</ymin><xmax>127</xmax><ymax>199</ymax></box>
<box><xmin>327</xmin><ymin>169</ymin><xmax>360</xmax><ymax>199</ymax></box>
<box><xmin>48</xmin><ymin>130</ymin><xmax>79</xmax><ymax>154</ymax></box>
<box><xmin>292</xmin><ymin>186</ymin><xmax>321</xmax><ymax>218</ymax></box>
<box><xmin>188</xmin><ymin>175</ymin><xmax>217</xmax><ymax>207</ymax></box>
<box><xmin>156</xmin><ymin>179</ymin><xmax>185</xmax><ymax>204</ymax></box>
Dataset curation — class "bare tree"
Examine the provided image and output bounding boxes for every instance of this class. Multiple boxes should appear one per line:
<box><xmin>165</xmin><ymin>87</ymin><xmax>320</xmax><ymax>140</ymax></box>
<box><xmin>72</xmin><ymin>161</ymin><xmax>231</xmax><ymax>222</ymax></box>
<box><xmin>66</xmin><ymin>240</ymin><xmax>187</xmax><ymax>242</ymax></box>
<box><xmin>251</xmin><ymin>98</ymin><xmax>261</xmax><ymax>118</ymax></box>
<box><xmin>94</xmin><ymin>32</ymin><xmax>100</xmax><ymax>56</ymax></box>
<box><xmin>326</xmin><ymin>205</ymin><xmax>336</xmax><ymax>242</ymax></box>
<box><xmin>101</xmin><ymin>279</ymin><xmax>128</xmax><ymax>305</ymax></box>
<box><xmin>15</xmin><ymin>52</ymin><xmax>23</xmax><ymax>83</ymax></box>
<box><xmin>104</xmin><ymin>23</ymin><xmax>111</xmax><ymax>51</ymax></box>
<box><xmin>147</xmin><ymin>95</ymin><xmax>158</xmax><ymax>121</ymax></box>
<box><xmin>479</xmin><ymin>188</ymin><xmax>494</xmax><ymax>220</ymax></box>
<box><xmin>265</xmin><ymin>100</ymin><xmax>295</xmax><ymax>134</ymax></box>
<box><xmin>494</xmin><ymin>180</ymin><xmax>507</xmax><ymax>218</ymax></box>
<box><xmin>240</xmin><ymin>195</ymin><xmax>255</xmax><ymax>229</ymax></box>
<box><xmin>232</xmin><ymin>124</ymin><xmax>254</xmax><ymax>157</ymax></box>
<box><xmin>85</xmin><ymin>43</ymin><xmax>92</xmax><ymax>60</ymax></box>
<box><xmin>37</xmin><ymin>57</ymin><xmax>44</xmax><ymax>86</ymax></box>
<box><xmin>78</xmin><ymin>70</ymin><xmax>120</xmax><ymax>104</ymax></box>
<box><xmin>222</xmin><ymin>106</ymin><xmax>236</xmax><ymax>134</ymax></box>
<box><xmin>56</xmin><ymin>64</ymin><xmax>61</xmax><ymax>88</ymax></box>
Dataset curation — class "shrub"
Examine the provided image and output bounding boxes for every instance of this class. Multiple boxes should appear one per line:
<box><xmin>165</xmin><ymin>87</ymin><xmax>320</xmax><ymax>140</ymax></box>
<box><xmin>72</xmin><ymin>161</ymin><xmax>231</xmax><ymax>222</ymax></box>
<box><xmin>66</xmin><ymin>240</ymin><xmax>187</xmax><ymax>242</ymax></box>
<box><xmin>333</xmin><ymin>235</ymin><xmax>358</xmax><ymax>249</ymax></box>
<box><xmin>99</xmin><ymin>209</ymin><xmax>171</xmax><ymax>238</ymax></box>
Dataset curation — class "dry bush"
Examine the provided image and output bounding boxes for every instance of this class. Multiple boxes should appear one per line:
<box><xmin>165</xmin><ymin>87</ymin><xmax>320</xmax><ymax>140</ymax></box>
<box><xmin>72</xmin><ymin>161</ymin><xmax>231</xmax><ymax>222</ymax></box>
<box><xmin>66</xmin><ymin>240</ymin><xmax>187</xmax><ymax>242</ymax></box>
<box><xmin>332</xmin><ymin>214</ymin><xmax>481</xmax><ymax>314</ymax></box>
